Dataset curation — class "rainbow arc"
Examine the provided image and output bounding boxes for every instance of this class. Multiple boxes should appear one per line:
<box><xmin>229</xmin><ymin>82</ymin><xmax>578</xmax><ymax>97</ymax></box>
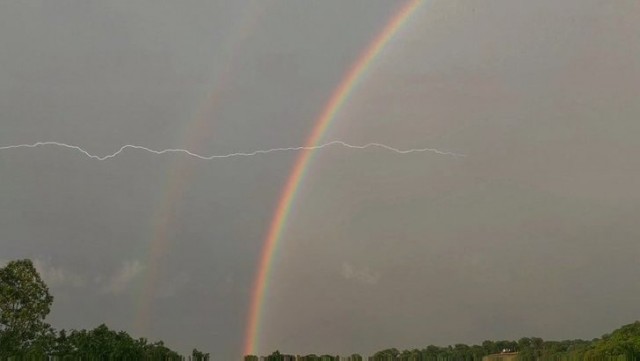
<box><xmin>243</xmin><ymin>0</ymin><xmax>425</xmax><ymax>356</ymax></box>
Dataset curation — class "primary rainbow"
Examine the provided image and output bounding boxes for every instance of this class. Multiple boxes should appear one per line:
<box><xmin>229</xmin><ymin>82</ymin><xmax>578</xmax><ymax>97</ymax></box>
<box><xmin>243</xmin><ymin>0</ymin><xmax>424</xmax><ymax>355</ymax></box>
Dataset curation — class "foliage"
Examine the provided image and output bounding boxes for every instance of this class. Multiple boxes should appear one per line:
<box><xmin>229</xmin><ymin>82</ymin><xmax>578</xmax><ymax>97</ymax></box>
<box><xmin>0</xmin><ymin>259</ymin><xmax>208</xmax><ymax>360</ymax></box>
<box><xmin>268</xmin><ymin>350</ymin><xmax>285</xmax><ymax>361</ymax></box>
<box><xmin>362</xmin><ymin>323</ymin><xmax>640</xmax><ymax>361</ymax></box>
<box><xmin>193</xmin><ymin>348</ymin><xmax>211</xmax><ymax>361</ymax></box>
<box><xmin>585</xmin><ymin>322</ymin><xmax>640</xmax><ymax>360</ymax></box>
<box><xmin>256</xmin><ymin>322</ymin><xmax>640</xmax><ymax>361</ymax></box>
<box><xmin>0</xmin><ymin>259</ymin><xmax>54</xmax><ymax>356</ymax></box>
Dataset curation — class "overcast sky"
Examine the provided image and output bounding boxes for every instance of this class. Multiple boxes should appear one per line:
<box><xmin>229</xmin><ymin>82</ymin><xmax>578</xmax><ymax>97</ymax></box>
<box><xmin>1</xmin><ymin>1</ymin><xmax>640</xmax><ymax>360</ymax></box>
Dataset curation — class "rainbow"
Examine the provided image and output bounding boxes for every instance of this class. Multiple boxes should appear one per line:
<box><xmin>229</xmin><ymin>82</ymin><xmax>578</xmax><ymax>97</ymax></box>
<box><xmin>243</xmin><ymin>0</ymin><xmax>424</xmax><ymax>355</ymax></box>
<box><xmin>132</xmin><ymin>2</ymin><xmax>270</xmax><ymax>334</ymax></box>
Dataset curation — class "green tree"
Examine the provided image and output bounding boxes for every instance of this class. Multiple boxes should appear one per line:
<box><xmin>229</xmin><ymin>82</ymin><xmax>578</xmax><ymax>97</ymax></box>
<box><xmin>193</xmin><ymin>348</ymin><xmax>210</xmax><ymax>361</ymax></box>
<box><xmin>303</xmin><ymin>353</ymin><xmax>320</xmax><ymax>361</ymax></box>
<box><xmin>269</xmin><ymin>350</ymin><xmax>285</xmax><ymax>361</ymax></box>
<box><xmin>373</xmin><ymin>348</ymin><xmax>400</xmax><ymax>361</ymax></box>
<box><xmin>320</xmin><ymin>354</ymin><xmax>335</xmax><ymax>361</ymax></box>
<box><xmin>588</xmin><ymin>321</ymin><xmax>640</xmax><ymax>359</ymax></box>
<box><xmin>481</xmin><ymin>341</ymin><xmax>498</xmax><ymax>356</ymax></box>
<box><xmin>0</xmin><ymin>259</ymin><xmax>54</xmax><ymax>356</ymax></box>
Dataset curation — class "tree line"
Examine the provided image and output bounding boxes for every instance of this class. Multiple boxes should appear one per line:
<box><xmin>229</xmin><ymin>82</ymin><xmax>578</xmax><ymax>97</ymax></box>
<box><xmin>4</xmin><ymin>258</ymin><xmax>640</xmax><ymax>361</ymax></box>
<box><xmin>248</xmin><ymin>321</ymin><xmax>640</xmax><ymax>361</ymax></box>
<box><xmin>0</xmin><ymin>259</ymin><xmax>209</xmax><ymax>360</ymax></box>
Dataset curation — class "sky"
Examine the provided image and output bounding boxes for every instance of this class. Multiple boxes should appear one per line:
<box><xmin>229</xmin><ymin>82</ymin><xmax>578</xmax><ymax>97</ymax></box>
<box><xmin>1</xmin><ymin>0</ymin><xmax>640</xmax><ymax>360</ymax></box>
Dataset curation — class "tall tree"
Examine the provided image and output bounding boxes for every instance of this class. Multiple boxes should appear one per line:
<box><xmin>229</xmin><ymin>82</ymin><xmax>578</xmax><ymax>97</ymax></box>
<box><xmin>0</xmin><ymin>259</ymin><xmax>53</xmax><ymax>355</ymax></box>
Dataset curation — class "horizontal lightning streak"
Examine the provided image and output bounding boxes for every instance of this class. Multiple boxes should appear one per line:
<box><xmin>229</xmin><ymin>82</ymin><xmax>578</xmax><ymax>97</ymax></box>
<box><xmin>0</xmin><ymin>141</ymin><xmax>465</xmax><ymax>160</ymax></box>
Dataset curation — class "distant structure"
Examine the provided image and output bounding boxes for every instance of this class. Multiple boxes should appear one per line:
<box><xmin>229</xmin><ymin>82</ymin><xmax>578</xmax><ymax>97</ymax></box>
<box><xmin>481</xmin><ymin>351</ymin><xmax>519</xmax><ymax>361</ymax></box>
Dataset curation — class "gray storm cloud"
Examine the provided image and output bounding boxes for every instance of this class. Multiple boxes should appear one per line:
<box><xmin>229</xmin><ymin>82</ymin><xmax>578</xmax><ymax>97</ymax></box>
<box><xmin>1</xmin><ymin>1</ymin><xmax>639</xmax><ymax>360</ymax></box>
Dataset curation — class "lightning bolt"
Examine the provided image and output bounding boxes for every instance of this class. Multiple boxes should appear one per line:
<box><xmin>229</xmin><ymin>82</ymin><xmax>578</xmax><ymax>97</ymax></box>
<box><xmin>0</xmin><ymin>141</ymin><xmax>465</xmax><ymax>160</ymax></box>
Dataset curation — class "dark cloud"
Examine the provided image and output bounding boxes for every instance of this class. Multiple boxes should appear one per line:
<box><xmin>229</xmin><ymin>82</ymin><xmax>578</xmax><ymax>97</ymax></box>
<box><xmin>1</xmin><ymin>1</ymin><xmax>639</xmax><ymax>360</ymax></box>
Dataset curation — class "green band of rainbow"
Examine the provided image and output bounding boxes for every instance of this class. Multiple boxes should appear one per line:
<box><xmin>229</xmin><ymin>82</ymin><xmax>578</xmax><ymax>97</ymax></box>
<box><xmin>243</xmin><ymin>0</ymin><xmax>423</xmax><ymax>355</ymax></box>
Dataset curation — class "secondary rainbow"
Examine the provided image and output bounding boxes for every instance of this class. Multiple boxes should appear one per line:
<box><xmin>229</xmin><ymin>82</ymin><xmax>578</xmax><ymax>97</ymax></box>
<box><xmin>132</xmin><ymin>2</ymin><xmax>270</xmax><ymax>334</ymax></box>
<box><xmin>243</xmin><ymin>0</ymin><xmax>424</xmax><ymax>355</ymax></box>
